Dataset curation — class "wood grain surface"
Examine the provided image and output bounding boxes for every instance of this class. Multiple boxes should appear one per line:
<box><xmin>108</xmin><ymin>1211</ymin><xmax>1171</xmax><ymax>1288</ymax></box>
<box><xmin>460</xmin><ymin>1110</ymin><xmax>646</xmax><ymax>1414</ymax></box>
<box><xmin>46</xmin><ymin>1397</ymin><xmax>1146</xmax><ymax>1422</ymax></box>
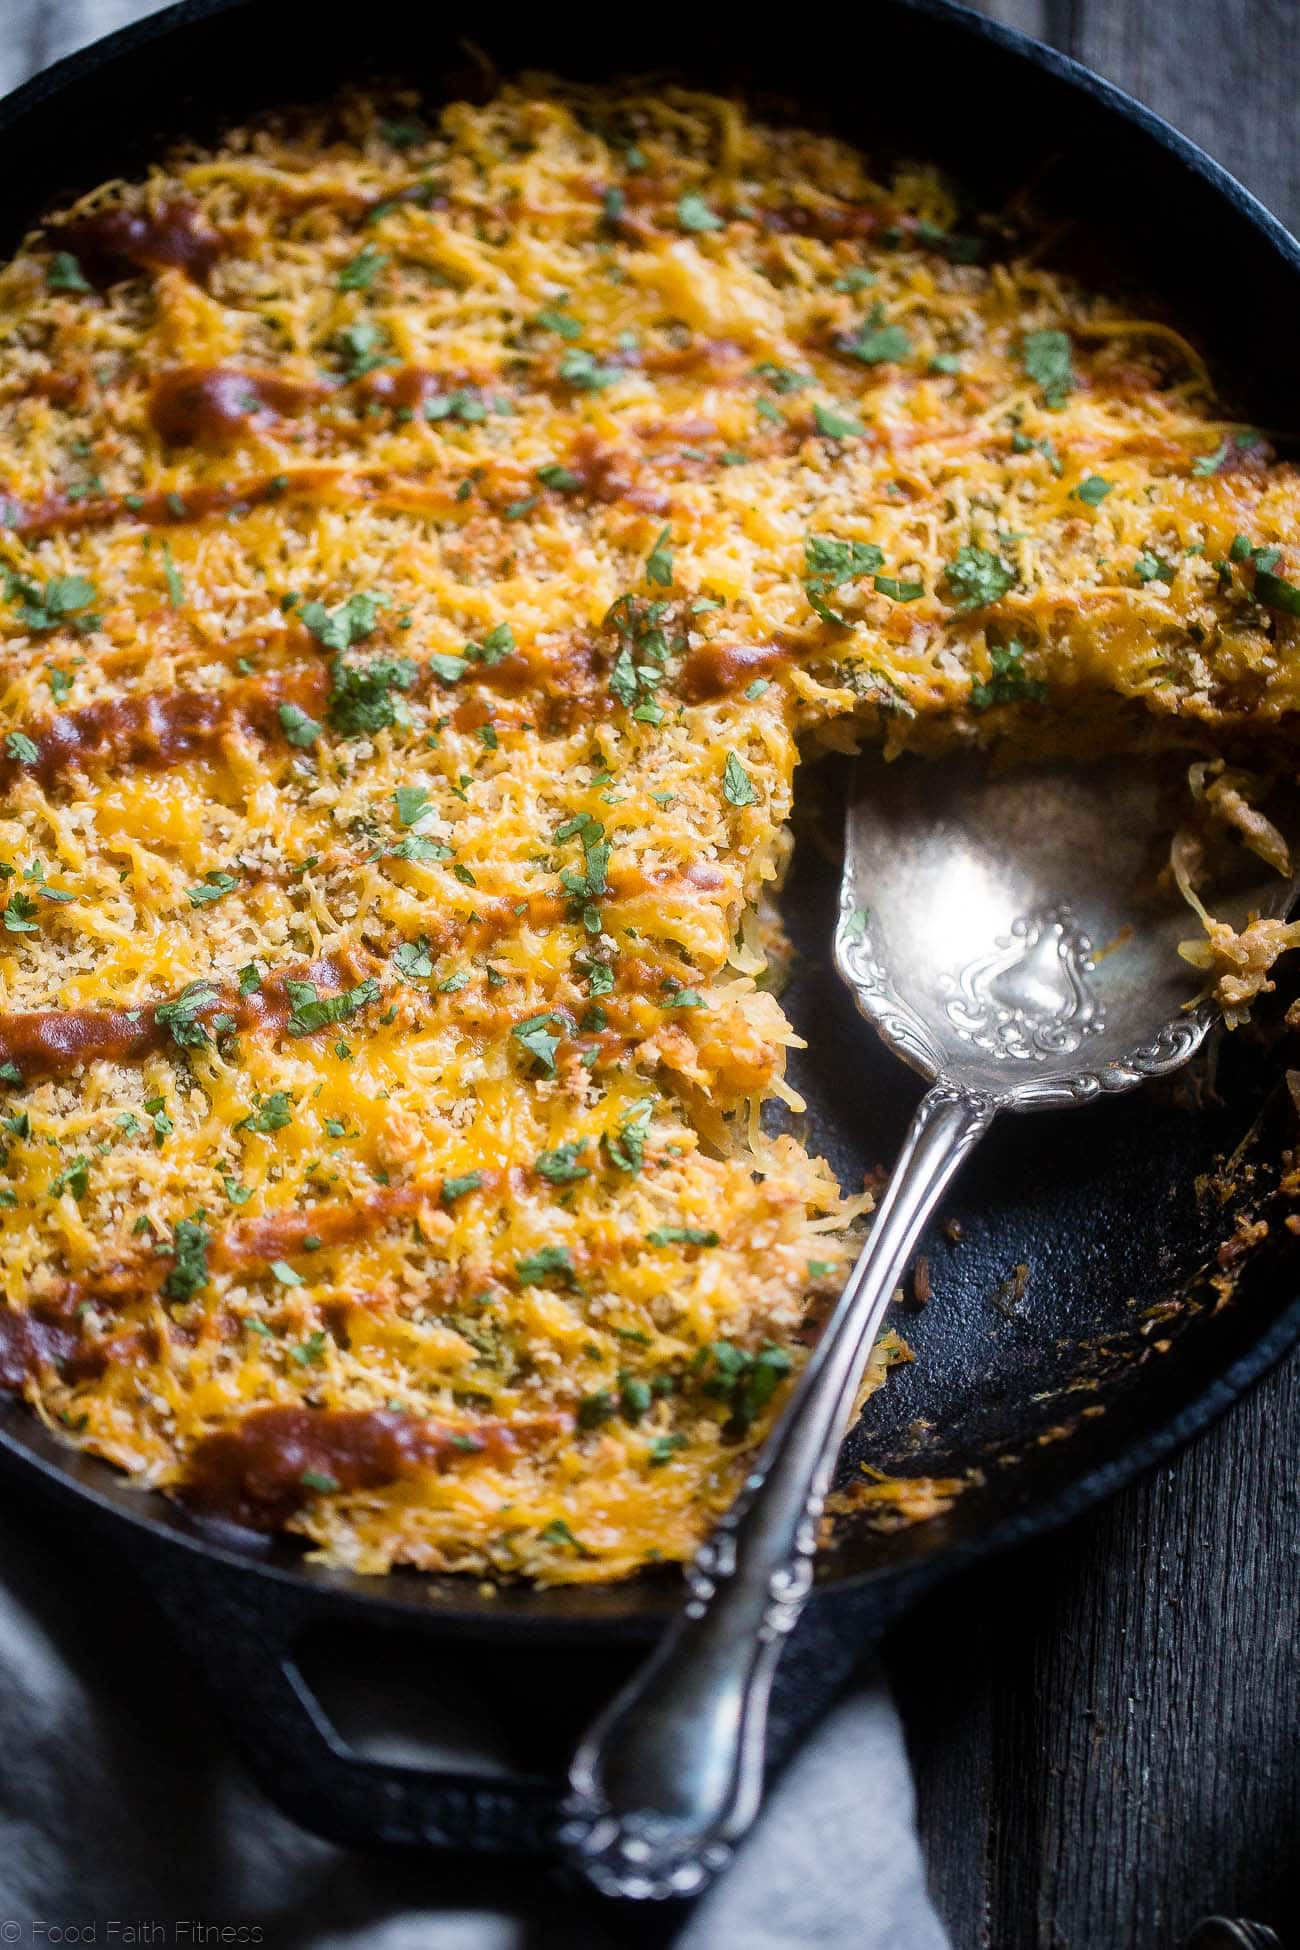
<box><xmin>889</xmin><ymin>19</ymin><xmax>1300</xmax><ymax>1948</ymax></box>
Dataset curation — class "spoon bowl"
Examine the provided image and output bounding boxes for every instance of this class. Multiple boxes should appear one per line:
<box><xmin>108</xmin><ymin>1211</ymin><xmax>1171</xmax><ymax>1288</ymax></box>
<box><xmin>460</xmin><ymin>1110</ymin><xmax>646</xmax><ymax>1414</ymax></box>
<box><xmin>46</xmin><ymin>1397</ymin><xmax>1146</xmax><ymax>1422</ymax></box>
<box><xmin>835</xmin><ymin>750</ymin><xmax>1294</xmax><ymax>1107</ymax></box>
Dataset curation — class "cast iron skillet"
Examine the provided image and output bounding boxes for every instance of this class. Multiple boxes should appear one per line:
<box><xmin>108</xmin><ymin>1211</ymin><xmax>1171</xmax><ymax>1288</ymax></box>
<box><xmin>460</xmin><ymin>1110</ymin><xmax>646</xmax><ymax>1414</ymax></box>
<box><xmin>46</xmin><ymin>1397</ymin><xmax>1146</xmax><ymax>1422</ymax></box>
<box><xmin>2</xmin><ymin>0</ymin><xmax>1300</xmax><ymax>1863</ymax></box>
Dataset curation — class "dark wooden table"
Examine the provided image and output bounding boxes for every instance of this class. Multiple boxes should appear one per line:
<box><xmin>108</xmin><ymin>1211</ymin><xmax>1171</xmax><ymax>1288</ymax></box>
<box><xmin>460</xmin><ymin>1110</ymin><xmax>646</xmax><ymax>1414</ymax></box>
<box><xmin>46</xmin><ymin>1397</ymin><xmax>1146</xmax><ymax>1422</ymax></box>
<box><xmin>886</xmin><ymin>19</ymin><xmax>1300</xmax><ymax>1946</ymax></box>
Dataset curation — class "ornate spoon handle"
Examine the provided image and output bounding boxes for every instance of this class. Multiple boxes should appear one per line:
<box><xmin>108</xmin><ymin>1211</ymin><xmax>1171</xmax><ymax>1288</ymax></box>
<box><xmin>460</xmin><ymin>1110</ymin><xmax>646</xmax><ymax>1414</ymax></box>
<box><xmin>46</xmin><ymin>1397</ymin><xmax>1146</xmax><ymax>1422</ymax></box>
<box><xmin>562</xmin><ymin>1082</ymin><xmax>996</xmax><ymax>1899</ymax></box>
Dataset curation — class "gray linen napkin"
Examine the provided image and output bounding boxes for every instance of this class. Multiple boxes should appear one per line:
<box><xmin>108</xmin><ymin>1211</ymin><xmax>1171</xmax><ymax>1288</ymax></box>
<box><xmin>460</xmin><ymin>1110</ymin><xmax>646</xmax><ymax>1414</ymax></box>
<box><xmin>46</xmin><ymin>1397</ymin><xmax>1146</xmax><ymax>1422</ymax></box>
<box><xmin>0</xmin><ymin>8</ymin><xmax>951</xmax><ymax>1943</ymax></box>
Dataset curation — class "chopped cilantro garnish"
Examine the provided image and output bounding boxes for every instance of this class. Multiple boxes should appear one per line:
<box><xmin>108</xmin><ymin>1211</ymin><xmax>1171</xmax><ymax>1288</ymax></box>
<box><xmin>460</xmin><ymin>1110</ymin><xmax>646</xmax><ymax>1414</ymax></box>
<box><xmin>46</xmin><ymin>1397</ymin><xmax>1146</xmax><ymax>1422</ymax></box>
<box><xmin>49</xmin><ymin>1154</ymin><xmax>90</xmax><ymax>1200</ymax></box>
<box><xmin>300</xmin><ymin>590</ymin><xmax>386</xmax><ymax>653</ymax></box>
<box><xmin>813</xmin><ymin>402</ymin><xmax>864</xmax><ymax>440</ymax></box>
<box><xmin>163</xmin><ymin>1216</ymin><xmax>210</xmax><ymax>1301</ymax></box>
<box><xmin>154</xmin><ymin>980</ymin><xmax>219</xmax><ymax>1049</ymax></box>
<box><xmin>1134</xmin><ymin>550</ymin><xmax>1177</xmax><ymax>586</ymax></box>
<box><xmin>1072</xmin><ymin>475</ymin><xmax>1114</xmax><ymax>506</ymax></box>
<box><xmin>944</xmin><ymin>544</ymin><xmax>1017</xmax><ymax>610</ymax></box>
<box><xmin>442</xmin><ymin>1171</ymin><xmax>484</xmax><ymax>1202</ymax></box>
<box><xmin>394</xmin><ymin>784</ymin><xmax>431</xmax><ymax>827</ymax></box>
<box><xmin>803</xmin><ymin>533</ymin><xmax>885</xmax><ymax>625</ymax></box>
<box><xmin>970</xmin><ymin>639</ymin><xmax>1048</xmax><ymax>712</ymax></box>
<box><xmin>646</xmin><ymin>1225</ymin><xmax>719</xmax><ymax>1247</ymax></box>
<box><xmin>429</xmin><ymin>652</ymin><xmax>469</xmax><ymax>683</ymax></box>
<box><xmin>328</xmin><ymin>654</ymin><xmax>418</xmax><ymax>737</ymax></box>
<box><xmin>540</xmin><ymin>1517</ymin><xmax>582</xmax><ymax>1548</ymax></box>
<box><xmin>843</xmin><ymin>304</ymin><xmax>911</xmax><ymax>366</ymax></box>
<box><xmin>645</xmin><ymin>526</ymin><xmax>674</xmax><ymax>587</ymax></box>
<box><xmin>578</xmin><ymin>1390</ymin><xmax>615</xmax><ymax>1430</ymax></box>
<box><xmin>516</xmin><ymin>1244</ymin><xmax>576</xmax><ymax>1286</ymax></box>
<box><xmin>873</xmin><ymin>576</ymin><xmax>924</xmax><ymax>602</ymax></box>
<box><xmin>5</xmin><ymin>733</ymin><xmax>39</xmax><ymax>766</ymax></box>
<box><xmin>47</xmin><ymin>251</ymin><xmax>90</xmax><ymax>293</ymax></box>
<box><xmin>286</xmin><ymin>977</ymin><xmax>381</xmax><ymax>1037</ymax></box>
<box><xmin>393</xmin><ymin>939</ymin><xmax>435</xmax><ymax>982</ymax></box>
<box><xmin>2</xmin><ymin>893</ymin><xmax>39</xmax><ymax>934</ymax></box>
<box><xmin>1255</xmin><ymin>566</ymin><xmax>1300</xmax><ymax>616</ymax></box>
<box><xmin>241</xmin><ymin>1090</ymin><xmax>293</xmax><ymax>1135</ymax></box>
<box><xmin>512</xmin><ymin>1012</ymin><xmax>568</xmax><ymax>1076</ymax></box>
<box><xmin>1020</xmin><ymin>328</ymin><xmax>1074</xmax><ymax>408</ymax></box>
<box><xmin>338</xmin><ymin>245</ymin><xmax>387</xmax><ymax>291</ymax></box>
<box><xmin>536</xmin><ymin>306</ymin><xmax>583</xmax><ymax>340</ymax></box>
<box><xmin>699</xmin><ymin>1339</ymin><xmax>793</xmax><ymax>1432</ymax></box>
<box><xmin>722</xmin><ymin>752</ymin><xmax>759</xmax><ymax>807</ymax></box>
<box><xmin>336</xmin><ymin>319</ymin><xmax>392</xmax><ymax>380</ymax></box>
<box><xmin>161</xmin><ymin>542</ymin><xmax>184</xmax><ymax>607</ymax></box>
<box><xmin>186</xmin><ymin>871</ymin><xmax>238</xmax><ymax>908</ymax></box>
<box><xmin>558</xmin><ymin>349</ymin><xmax>618</xmax><ymax>391</ymax></box>
<box><xmin>536</xmin><ymin>1141</ymin><xmax>589</xmax><ymax>1184</ymax></box>
<box><xmin>279</xmin><ymin>702</ymin><xmax>322</xmax><ymax>748</ymax></box>
<box><xmin>676</xmin><ymin>192</ymin><xmax>724</xmax><ymax>234</ymax></box>
<box><xmin>537</xmin><ymin>463</ymin><xmax>582</xmax><ymax>492</ymax></box>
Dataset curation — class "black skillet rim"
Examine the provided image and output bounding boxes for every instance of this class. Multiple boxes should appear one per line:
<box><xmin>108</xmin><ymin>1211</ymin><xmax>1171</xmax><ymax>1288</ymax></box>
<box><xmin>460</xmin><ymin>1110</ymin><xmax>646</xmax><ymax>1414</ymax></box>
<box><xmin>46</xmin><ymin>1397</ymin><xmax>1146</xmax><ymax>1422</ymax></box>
<box><xmin>0</xmin><ymin>0</ymin><xmax>1296</xmax><ymax>1643</ymax></box>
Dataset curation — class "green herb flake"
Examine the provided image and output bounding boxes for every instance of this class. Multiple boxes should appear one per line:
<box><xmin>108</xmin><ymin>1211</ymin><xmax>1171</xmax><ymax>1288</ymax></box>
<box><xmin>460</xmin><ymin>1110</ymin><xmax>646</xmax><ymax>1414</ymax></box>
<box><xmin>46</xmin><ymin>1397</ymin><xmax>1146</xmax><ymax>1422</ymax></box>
<box><xmin>1255</xmin><ymin>566</ymin><xmax>1300</xmax><ymax>616</ymax></box>
<box><xmin>241</xmin><ymin>1090</ymin><xmax>294</xmax><ymax>1135</ymax></box>
<box><xmin>49</xmin><ymin>1154</ymin><xmax>91</xmax><ymax>1200</ymax></box>
<box><xmin>843</xmin><ymin>304</ymin><xmax>912</xmax><ymax>366</ymax></box>
<box><xmin>873</xmin><ymin>576</ymin><xmax>924</xmax><ymax>602</ymax></box>
<box><xmin>677</xmin><ymin>192</ymin><xmax>724</xmax><ymax>234</ymax></box>
<box><xmin>1020</xmin><ymin>328</ymin><xmax>1074</xmax><ymax>408</ymax></box>
<box><xmin>722</xmin><ymin>751</ymin><xmax>759</xmax><ymax>807</ymax></box>
<box><xmin>154</xmin><ymin>980</ymin><xmax>220</xmax><ymax>1050</ymax></box>
<box><xmin>813</xmin><ymin>401</ymin><xmax>865</xmax><ymax>440</ymax></box>
<box><xmin>970</xmin><ymin>638</ymin><xmax>1048</xmax><ymax>712</ymax></box>
<box><xmin>286</xmin><ymin>977</ymin><xmax>381</xmax><ymax>1037</ymax></box>
<box><xmin>512</xmin><ymin>1012</ymin><xmax>566</xmax><ymax>1076</ymax></box>
<box><xmin>516</xmin><ymin>1244</ymin><xmax>575</xmax><ymax>1286</ymax></box>
<box><xmin>186</xmin><ymin>870</ymin><xmax>239</xmax><ymax>908</ymax></box>
<box><xmin>1134</xmin><ymin>550</ymin><xmax>1177</xmax><ymax>586</ymax></box>
<box><xmin>338</xmin><ymin>245</ymin><xmax>387</xmax><ymax>292</ymax></box>
<box><xmin>645</xmin><ymin>526</ymin><xmax>674</xmax><ymax>587</ymax></box>
<box><xmin>2</xmin><ymin>893</ymin><xmax>39</xmax><ymax>934</ymax></box>
<box><xmin>394</xmin><ymin>939</ymin><xmax>435</xmax><ymax>982</ymax></box>
<box><xmin>162</xmin><ymin>1215</ymin><xmax>210</xmax><ymax>1302</ymax></box>
<box><xmin>944</xmin><ymin>544</ymin><xmax>1017</xmax><ymax>611</ymax></box>
<box><xmin>646</xmin><ymin>1224</ymin><xmax>719</xmax><ymax>1247</ymax></box>
<box><xmin>536</xmin><ymin>1141</ymin><xmax>589</xmax><ymax>1185</ymax></box>
<box><xmin>47</xmin><ymin>251</ymin><xmax>90</xmax><ymax>293</ymax></box>
<box><xmin>279</xmin><ymin>702</ymin><xmax>322</xmax><ymax>748</ymax></box>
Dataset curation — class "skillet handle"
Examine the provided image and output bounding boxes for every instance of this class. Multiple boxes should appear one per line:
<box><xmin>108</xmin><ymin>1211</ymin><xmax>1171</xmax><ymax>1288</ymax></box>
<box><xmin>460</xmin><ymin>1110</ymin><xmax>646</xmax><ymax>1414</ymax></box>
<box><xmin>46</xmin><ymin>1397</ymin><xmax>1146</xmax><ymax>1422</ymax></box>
<box><xmin>561</xmin><ymin>1083</ymin><xmax>994</xmax><ymax>1900</ymax></box>
<box><xmin>117</xmin><ymin>1532</ymin><xmax>556</xmax><ymax>1857</ymax></box>
<box><xmin>112</xmin><ymin>1516</ymin><xmax>901</xmax><ymax>1864</ymax></box>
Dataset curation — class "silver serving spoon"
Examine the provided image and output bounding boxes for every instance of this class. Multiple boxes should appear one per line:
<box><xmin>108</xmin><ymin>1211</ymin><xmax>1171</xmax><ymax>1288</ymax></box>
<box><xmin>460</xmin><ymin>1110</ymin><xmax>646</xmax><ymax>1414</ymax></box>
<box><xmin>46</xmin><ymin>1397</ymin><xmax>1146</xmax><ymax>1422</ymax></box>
<box><xmin>562</xmin><ymin>749</ymin><xmax>1299</xmax><ymax>1901</ymax></box>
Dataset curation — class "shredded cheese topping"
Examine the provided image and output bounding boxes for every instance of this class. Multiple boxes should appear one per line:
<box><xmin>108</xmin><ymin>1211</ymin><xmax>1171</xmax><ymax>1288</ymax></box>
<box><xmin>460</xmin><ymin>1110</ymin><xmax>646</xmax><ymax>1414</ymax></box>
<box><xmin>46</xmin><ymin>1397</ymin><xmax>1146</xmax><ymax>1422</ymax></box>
<box><xmin>0</xmin><ymin>82</ymin><xmax>1294</xmax><ymax>1581</ymax></box>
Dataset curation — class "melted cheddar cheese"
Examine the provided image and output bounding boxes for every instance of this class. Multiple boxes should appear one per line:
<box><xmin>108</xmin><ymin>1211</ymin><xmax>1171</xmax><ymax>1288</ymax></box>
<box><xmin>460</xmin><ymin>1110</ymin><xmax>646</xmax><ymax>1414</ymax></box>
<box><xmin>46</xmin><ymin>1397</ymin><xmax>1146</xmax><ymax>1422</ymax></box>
<box><xmin>0</xmin><ymin>82</ymin><xmax>1294</xmax><ymax>1581</ymax></box>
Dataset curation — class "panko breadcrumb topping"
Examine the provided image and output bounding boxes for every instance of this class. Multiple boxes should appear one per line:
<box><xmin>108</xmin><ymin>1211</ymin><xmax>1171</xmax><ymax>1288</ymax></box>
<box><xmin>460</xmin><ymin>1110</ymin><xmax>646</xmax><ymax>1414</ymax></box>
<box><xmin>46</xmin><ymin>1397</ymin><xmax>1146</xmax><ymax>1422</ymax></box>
<box><xmin>0</xmin><ymin>81</ymin><xmax>1296</xmax><ymax>1581</ymax></box>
